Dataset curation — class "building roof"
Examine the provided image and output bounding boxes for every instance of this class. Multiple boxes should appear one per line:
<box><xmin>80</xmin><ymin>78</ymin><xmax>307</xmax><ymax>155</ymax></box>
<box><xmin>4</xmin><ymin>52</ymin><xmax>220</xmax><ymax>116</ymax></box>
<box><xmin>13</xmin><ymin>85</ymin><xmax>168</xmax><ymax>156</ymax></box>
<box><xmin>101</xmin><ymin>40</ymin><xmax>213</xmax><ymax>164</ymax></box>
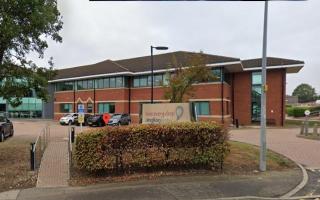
<box><xmin>51</xmin><ymin>51</ymin><xmax>240</xmax><ymax>82</ymax></box>
<box><xmin>115</xmin><ymin>51</ymin><xmax>240</xmax><ymax>73</ymax></box>
<box><xmin>50</xmin><ymin>53</ymin><xmax>304</xmax><ymax>82</ymax></box>
<box><xmin>53</xmin><ymin>59</ymin><xmax>131</xmax><ymax>80</ymax></box>
<box><xmin>242</xmin><ymin>57</ymin><xmax>304</xmax><ymax>73</ymax></box>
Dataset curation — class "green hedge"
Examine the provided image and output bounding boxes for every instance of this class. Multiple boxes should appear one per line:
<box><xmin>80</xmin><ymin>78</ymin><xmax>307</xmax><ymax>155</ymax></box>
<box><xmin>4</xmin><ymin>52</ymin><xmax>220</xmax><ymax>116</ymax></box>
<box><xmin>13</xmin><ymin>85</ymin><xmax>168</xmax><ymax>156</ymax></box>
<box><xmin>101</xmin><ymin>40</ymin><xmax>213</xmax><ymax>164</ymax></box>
<box><xmin>75</xmin><ymin>122</ymin><xmax>229</xmax><ymax>173</ymax></box>
<box><xmin>286</xmin><ymin>106</ymin><xmax>320</xmax><ymax>117</ymax></box>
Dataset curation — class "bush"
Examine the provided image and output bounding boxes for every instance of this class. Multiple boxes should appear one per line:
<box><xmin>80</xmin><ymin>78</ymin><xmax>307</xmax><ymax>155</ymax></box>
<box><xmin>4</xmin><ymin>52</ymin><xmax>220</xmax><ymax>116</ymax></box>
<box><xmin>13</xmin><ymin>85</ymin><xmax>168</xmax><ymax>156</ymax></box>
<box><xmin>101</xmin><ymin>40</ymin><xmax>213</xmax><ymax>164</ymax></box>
<box><xmin>75</xmin><ymin>122</ymin><xmax>229</xmax><ymax>173</ymax></box>
<box><xmin>291</xmin><ymin>107</ymin><xmax>308</xmax><ymax>117</ymax></box>
<box><xmin>286</xmin><ymin>107</ymin><xmax>294</xmax><ymax>116</ymax></box>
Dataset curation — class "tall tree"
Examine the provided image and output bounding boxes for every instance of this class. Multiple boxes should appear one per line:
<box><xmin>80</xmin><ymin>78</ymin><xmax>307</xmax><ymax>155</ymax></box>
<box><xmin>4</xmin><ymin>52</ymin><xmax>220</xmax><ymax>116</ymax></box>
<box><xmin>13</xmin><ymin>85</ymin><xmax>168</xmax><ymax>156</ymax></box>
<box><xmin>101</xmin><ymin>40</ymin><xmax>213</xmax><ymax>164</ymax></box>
<box><xmin>0</xmin><ymin>0</ymin><xmax>62</xmax><ymax>106</ymax></box>
<box><xmin>292</xmin><ymin>83</ymin><xmax>317</xmax><ymax>103</ymax></box>
<box><xmin>164</xmin><ymin>53</ymin><xmax>218</xmax><ymax>103</ymax></box>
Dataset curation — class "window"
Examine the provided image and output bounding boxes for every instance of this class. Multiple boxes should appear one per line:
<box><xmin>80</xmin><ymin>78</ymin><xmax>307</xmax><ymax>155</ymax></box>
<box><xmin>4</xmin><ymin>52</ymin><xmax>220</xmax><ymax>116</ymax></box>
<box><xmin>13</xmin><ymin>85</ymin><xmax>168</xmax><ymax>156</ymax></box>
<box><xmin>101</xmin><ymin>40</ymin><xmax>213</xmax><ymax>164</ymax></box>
<box><xmin>115</xmin><ymin>77</ymin><xmax>123</xmax><ymax>87</ymax></box>
<box><xmin>98</xmin><ymin>103</ymin><xmax>115</xmax><ymax>114</ymax></box>
<box><xmin>109</xmin><ymin>77</ymin><xmax>116</xmax><ymax>88</ymax></box>
<box><xmin>154</xmin><ymin>74</ymin><xmax>163</xmax><ymax>86</ymax></box>
<box><xmin>140</xmin><ymin>76</ymin><xmax>148</xmax><ymax>87</ymax></box>
<box><xmin>60</xmin><ymin>103</ymin><xmax>72</xmax><ymax>113</ymax></box>
<box><xmin>133</xmin><ymin>77</ymin><xmax>140</xmax><ymax>87</ymax></box>
<box><xmin>251</xmin><ymin>72</ymin><xmax>262</xmax><ymax>122</ymax></box>
<box><xmin>96</xmin><ymin>79</ymin><xmax>104</xmax><ymax>89</ymax></box>
<box><xmin>56</xmin><ymin>82</ymin><xmax>74</xmax><ymax>91</ymax></box>
<box><xmin>104</xmin><ymin>78</ymin><xmax>110</xmax><ymax>88</ymax></box>
<box><xmin>87</xmin><ymin>103</ymin><xmax>93</xmax><ymax>113</ymax></box>
<box><xmin>193</xmin><ymin>102</ymin><xmax>210</xmax><ymax>115</ymax></box>
<box><xmin>87</xmin><ymin>80</ymin><xmax>93</xmax><ymax>89</ymax></box>
<box><xmin>211</xmin><ymin>68</ymin><xmax>223</xmax><ymax>82</ymax></box>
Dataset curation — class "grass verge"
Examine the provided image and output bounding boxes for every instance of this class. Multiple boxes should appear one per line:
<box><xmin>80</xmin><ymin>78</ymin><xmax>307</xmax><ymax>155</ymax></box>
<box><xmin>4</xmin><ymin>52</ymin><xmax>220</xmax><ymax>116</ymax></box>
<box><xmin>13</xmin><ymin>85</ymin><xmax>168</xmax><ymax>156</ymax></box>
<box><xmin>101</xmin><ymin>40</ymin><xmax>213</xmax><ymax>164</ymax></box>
<box><xmin>69</xmin><ymin>141</ymin><xmax>296</xmax><ymax>186</ymax></box>
<box><xmin>285</xmin><ymin>119</ymin><xmax>319</xmax><ymax>128</ymax></box>
<box><xmin>0</xmin><ymin>136</ymin><xmax>37</xmax><ymax>193</ymax></box>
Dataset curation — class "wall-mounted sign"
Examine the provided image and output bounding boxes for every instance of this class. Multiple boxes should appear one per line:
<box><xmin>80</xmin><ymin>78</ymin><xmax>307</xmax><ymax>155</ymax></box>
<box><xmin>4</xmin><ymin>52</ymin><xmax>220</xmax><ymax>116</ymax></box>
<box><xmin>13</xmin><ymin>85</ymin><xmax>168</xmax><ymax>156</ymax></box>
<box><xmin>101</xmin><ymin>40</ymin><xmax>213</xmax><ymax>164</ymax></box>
<box><xmin>142</xmin><ymin>103</ymin><xmax>192</xmax><ymax>124</ymax></box>
<box><xmin>304</xmin><ymin>110</ymin><xmax>310</xmax><ymax>116</ymax></box>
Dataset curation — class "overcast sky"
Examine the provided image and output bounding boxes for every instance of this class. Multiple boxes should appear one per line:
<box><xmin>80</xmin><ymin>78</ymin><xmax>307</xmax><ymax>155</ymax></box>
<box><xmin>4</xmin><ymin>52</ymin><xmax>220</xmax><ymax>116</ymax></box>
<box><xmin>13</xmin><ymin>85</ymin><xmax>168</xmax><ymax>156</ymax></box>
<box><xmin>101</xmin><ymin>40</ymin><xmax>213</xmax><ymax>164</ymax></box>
<box><xmin>29</xmin><ymin>0</ymin><xmax>320</xmax><ymax>95</ymax></box>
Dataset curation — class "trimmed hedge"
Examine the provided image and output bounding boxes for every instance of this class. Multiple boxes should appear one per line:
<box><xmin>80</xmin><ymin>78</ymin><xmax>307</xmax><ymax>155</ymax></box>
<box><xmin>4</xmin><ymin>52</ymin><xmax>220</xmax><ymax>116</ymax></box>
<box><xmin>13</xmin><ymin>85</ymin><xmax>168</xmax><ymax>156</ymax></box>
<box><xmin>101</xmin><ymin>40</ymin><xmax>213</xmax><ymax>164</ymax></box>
<box><xmin>286</xmin><ymin>106</ymin><xmax>320</xmax><ymax>117</ymax></box>
<box><xmin>75</xmin><ymin>122</ymin><xmax>229</xmax><ymax>173</ymax></box>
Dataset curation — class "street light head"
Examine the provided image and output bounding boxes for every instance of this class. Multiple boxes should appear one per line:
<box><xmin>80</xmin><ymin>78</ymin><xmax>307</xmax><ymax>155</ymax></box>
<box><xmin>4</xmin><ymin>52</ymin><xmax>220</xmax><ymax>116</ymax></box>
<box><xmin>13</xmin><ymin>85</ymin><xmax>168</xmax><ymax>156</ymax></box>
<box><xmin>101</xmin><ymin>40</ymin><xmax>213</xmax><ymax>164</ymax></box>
<box><xmin>154</xmin><ymin>46</ymin><xmax>168</xmax><ymax>50</ymax></box>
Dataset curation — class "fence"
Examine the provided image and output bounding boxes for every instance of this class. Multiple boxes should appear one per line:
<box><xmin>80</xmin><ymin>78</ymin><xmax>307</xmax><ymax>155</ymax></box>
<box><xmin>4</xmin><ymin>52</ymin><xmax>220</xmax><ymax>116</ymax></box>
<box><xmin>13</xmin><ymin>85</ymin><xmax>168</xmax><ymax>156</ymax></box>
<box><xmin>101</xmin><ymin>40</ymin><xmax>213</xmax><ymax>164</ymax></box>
<box><xmin>30</xmin><ymin>124</ymin><xmax>50</xmax><ymax>171</ymax></box>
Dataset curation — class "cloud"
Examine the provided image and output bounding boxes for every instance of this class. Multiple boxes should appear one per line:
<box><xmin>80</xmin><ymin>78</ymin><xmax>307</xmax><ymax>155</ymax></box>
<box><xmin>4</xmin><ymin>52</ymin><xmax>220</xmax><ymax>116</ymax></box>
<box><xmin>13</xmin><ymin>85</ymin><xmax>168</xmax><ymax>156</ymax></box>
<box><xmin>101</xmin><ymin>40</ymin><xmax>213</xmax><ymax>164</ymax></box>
<box><xmin>27</xmin><ymin>0</ymin><xmax>320</xmax><ymax>94</ymax></box>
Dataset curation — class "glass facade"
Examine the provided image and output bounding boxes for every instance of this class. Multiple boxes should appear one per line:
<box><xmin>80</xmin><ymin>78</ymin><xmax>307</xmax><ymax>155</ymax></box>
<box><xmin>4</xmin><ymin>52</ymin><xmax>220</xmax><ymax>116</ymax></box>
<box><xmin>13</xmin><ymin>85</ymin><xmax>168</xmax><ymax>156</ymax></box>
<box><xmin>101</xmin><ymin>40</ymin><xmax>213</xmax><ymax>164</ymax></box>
<box><xmin>251</xmin><ymin>72</ymin><xmax>262</xmax><ymax>122</ymax></box>
<box><xmin>98</xmin><ymin>103</ymin><xmax>115</xmax><ymax>114</ymax></box>
<box><xmin>0</xmin><ymin>96</ymin><xmax>43</xmax><ymax>118</ymax></box>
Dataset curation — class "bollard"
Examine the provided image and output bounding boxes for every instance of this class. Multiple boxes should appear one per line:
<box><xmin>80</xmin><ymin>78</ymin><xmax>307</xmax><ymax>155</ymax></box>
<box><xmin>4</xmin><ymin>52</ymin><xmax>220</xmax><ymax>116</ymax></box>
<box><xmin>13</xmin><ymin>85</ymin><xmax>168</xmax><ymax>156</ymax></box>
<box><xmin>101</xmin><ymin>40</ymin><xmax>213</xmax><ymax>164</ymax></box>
<box><xmin>235</xmin><ymin>119</ymin><xmax>239</xmax><ymax>128</ymax></box>
<box><xmin>304</xmin><ymin>120</ymin><xmax>309</xmax><ymax>135</ymax></box>
<box><xmin>313</xmin><ymin>123</ymin><xmax>318</xmax><ymax>136</ymax></box>
<box><xmin>30</xmin><ymin>142</ymin><xmax>35</xmax><ymax>171</ymax></box>
<box><xmin>300</xmin><ymin>122</ymin><xmax>304</xmax><ymax>135</ymax></box>
<box><xmin>71</xmin><ymin>127</ymin><xmax>75</xmax><ymax>143</ymax></box>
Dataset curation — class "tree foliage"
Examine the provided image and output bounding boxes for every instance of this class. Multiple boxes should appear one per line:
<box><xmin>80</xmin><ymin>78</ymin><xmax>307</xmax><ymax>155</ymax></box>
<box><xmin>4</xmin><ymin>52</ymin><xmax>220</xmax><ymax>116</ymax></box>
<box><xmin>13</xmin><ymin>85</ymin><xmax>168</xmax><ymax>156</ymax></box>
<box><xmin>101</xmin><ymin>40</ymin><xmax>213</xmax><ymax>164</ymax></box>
<box><xmin>0</xmin><ymin>0</ymin><xmax>62</xmax><ymax>106</ymax></box>
<box><xmin>292</xmin><ymin>83</ymin><xmax>317</xmax><ymax>103</ymax></box>
<box><xmin>164</xmin><ymin>52</ymin><xmax>218</xmax><ymax>103</ymax></box>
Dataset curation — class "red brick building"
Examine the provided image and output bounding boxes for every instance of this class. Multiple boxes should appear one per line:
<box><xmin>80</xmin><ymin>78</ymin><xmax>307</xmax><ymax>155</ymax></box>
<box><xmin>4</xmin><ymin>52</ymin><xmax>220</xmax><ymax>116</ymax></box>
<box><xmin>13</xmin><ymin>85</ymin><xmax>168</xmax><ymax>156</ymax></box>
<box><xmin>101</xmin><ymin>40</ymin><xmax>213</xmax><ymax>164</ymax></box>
<box><xmin>47</xmin><ymin>51</ymin><xmax>304</xmax><ymax>126</ymax></box>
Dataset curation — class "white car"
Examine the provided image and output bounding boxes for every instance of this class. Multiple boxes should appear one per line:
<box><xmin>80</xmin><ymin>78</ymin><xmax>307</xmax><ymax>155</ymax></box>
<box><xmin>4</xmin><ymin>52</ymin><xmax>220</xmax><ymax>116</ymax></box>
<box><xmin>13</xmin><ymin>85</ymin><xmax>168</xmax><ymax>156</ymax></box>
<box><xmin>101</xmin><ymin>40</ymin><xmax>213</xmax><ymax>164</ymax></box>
<box><xmin>59</xmin><ymin>113</ymin><xmax>78</xmax><ymax>125</ymax></box>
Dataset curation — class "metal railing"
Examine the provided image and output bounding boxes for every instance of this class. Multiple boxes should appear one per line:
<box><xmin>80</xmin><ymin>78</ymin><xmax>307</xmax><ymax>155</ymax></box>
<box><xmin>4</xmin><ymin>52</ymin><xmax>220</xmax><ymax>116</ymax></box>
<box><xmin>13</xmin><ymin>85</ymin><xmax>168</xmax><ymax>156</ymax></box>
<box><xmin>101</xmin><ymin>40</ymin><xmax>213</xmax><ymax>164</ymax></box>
<box><xmin>30</xmin><ymin>124</ymin><xmax>50</xmax><ymax>171</ymax></box>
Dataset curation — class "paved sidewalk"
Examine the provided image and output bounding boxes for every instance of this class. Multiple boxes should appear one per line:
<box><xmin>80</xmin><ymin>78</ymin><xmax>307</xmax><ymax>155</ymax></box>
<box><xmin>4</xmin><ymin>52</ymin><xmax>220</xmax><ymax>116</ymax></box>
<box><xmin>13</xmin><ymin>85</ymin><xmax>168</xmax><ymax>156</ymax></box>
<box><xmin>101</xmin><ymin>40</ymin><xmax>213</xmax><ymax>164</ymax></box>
<box><xmin>230</xmin><ymin>128</ymin><xmax>320</xmax><ymax>168</ymax></box>
<box><xmin>36</xmin><ymin>124</ymin><xmax>69</xmax><ymax>188</ymax></box>
<box><xmin>17</xmin><ymin>169</ymin><xmax>301</xmax><ymax>200</ymax></box>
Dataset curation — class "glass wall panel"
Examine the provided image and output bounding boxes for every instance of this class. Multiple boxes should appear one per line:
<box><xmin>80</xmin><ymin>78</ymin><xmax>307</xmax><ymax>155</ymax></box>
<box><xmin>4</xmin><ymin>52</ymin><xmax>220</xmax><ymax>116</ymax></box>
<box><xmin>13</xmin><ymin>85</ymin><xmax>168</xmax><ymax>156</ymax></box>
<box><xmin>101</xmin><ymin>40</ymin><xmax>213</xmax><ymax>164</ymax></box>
<box><xmin>251</xmin><ymin>71</ymin><xmax>262</xmax><ymax>122</ymax></box>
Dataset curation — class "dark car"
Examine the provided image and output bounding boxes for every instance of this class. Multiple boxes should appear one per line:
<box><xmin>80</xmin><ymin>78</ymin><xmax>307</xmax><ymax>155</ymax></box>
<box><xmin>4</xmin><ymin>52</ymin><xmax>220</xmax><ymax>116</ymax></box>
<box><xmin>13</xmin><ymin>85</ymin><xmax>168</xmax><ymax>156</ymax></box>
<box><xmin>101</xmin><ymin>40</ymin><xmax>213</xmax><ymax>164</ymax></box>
<box><xmin>0</xmin><ymin>116</ymin><xmax>14</xmax><ymax>142</ymax></box>
<box><xmin>87</xmin><ymin>114</ymin><xmax>105</xmax><ymax>127</ymax></box>
<box><xmin>75</xmin><ymin>114</ymin><xmax>92</xmax><ymax>126</ymax></box>
<box><xmin>107</xmin><ymin>114</ymin><xmax>131</xmax><ymax>126</ymax></box>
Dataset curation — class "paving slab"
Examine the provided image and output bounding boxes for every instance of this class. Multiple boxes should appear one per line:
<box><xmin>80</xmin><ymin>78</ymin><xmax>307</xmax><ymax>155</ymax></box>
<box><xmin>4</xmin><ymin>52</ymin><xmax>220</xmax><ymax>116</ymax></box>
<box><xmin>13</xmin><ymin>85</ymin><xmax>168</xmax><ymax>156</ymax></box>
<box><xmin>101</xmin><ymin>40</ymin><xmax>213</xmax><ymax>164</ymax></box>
<box><xmin>230</xmin><ymin>128</ymin><xmax>320</xmax><ymax>168</ymax></box>
<box><xmin>17</xmin><ymin>169</ymin><xmax>301</xmax><ymax>200</ymax></box>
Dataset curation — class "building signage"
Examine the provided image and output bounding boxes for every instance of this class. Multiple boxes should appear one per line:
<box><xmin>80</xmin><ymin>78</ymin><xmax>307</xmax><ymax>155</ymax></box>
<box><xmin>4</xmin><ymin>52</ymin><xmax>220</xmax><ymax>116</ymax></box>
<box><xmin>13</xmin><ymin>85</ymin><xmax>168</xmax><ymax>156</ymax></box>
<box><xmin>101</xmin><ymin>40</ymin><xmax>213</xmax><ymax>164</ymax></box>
<box><xmin>78</xmin><ymin>113</ymin><xmax>85</xmax><ymax>124</ymax></box>
<box><xmin>142</xmin><ymin>103</ymin><xmax>192</xmax><ymax>124</ymax></box>
<box><xmin>78</xmin><ymin>104</ymin><xmax>84</xmax><ymax>113</ymax></box>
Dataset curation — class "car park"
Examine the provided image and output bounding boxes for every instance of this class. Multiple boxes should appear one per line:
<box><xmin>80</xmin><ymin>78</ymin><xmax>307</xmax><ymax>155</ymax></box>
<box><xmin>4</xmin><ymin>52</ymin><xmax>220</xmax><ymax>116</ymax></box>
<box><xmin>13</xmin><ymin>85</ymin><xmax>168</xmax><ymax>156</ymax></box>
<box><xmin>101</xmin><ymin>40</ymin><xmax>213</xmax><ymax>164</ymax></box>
<box><xmin>0</xmin><ymin>115</ymin><xmax>14</xmax><ymax>142</ymax></box>
<box><xmin>107</xmin><ymin>114</ymin><xmax>131</xmax><ymax>126</ymax></box>
<box><xmin>59</xmin><ymin>113</ymin><xmax>78</xmax><ymax>125</ymax></box>
<box><xmin>75</xmin><ymin>114</ymin><xmax>92</xmax><ymax>126</ymax></box>
<box><xmin>87</xmin><ymin>114</ymin><xmax>105</xmax><ymax>127</ymax></box>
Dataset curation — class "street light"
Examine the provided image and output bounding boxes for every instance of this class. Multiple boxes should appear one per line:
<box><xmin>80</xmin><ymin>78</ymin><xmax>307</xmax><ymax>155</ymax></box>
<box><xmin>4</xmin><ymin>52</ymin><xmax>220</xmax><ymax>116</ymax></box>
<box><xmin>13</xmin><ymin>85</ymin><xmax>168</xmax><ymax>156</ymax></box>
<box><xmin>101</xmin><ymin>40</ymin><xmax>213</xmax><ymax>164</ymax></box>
<box><xmin>150</xmin><ymin>46</ymin><xmax>169</xmax><ymax>103</ymax></box>
<box><xmin>260</xmin><ymin>0</ymin><xmax>268</xmax><ymax>172</ymax></box>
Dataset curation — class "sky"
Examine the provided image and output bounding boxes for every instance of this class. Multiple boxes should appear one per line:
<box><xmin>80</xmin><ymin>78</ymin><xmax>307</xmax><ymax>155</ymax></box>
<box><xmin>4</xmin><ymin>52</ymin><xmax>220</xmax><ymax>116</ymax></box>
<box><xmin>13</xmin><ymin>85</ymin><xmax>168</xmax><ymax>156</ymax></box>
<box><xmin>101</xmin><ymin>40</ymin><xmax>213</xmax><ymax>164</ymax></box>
<box><xmin>28</xmin><ymin>0</ymin><xmax>320</xmax><ymax>95</ymax></box>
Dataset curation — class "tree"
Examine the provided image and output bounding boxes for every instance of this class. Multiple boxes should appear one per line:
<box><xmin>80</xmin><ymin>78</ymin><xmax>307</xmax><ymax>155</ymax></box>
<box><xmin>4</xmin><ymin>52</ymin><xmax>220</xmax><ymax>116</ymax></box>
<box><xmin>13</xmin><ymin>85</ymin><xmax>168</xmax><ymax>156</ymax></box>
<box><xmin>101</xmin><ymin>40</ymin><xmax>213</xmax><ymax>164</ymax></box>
<box><xmin>292</xmin><ymin>83</ymin><xmax>317</xmax><ymax>103</ymax></box>
<box><xmin>164</xmin><ymin>52</ymin><xmax>218</xmax><ymax>103</ymax></box>
<box><xmin>0</xmin><ymin>0</ymin><xmax>62</xmax><ymax>106</ymax></box>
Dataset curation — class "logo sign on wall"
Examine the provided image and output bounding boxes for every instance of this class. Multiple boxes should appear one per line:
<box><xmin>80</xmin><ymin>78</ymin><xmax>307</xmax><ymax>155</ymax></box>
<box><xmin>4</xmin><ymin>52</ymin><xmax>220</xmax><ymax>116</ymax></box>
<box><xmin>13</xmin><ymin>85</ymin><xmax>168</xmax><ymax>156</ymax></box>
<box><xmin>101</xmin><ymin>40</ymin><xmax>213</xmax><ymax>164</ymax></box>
<box><xmin>142</xmin><ymin>103</ymin><xmax>192</xmax><ymax>124</ymax></box>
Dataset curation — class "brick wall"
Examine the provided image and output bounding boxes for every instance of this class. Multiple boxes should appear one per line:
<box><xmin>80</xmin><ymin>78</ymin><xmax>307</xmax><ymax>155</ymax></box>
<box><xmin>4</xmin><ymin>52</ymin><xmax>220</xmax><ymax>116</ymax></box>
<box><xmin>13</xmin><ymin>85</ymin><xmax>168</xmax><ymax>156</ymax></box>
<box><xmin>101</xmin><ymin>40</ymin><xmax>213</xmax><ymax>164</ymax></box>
<box><xmin>233</xmin><ymin>69</ymin><xmax>286</xmax><ymax>126</ymax></box>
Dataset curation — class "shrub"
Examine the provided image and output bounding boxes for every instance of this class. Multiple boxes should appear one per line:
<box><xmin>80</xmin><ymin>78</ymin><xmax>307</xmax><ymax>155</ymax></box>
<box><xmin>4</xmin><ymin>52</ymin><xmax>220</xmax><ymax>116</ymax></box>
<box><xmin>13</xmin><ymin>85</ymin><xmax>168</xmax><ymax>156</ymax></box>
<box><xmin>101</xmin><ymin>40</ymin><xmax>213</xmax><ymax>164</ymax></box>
<box><xmin>74</xmin><ymin>122</ymin><xmax>229</xmax><ymax>173</ymax></box>
<box><xmin>286</xmin><ymin>107</ymin><xmax>294</xmax><ymax>116</ymax></box>
<box><xmin>291</xmin><ymin>107</ymin><xmax>308</xmax><ymax>117</ymax></box>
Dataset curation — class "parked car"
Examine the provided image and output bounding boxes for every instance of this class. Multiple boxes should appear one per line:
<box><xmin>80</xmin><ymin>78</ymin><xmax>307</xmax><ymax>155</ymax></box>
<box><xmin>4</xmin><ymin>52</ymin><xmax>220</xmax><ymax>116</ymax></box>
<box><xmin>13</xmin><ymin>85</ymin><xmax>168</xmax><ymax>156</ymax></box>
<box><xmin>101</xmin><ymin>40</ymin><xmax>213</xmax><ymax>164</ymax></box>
<box><xmin>87</xmin><ymin>114</ymin><xmax>105</xmax><ymax>127</ymax></box>
<box><xmin>75</xmin><ymin>114</ymin><xmax>92</xmax><ymax>126</ymax></box>
<box><xmin>59</xmin><ymin>113</ymin><xmax>78</xmax><ymax>125</ymax></box>
<box><xmin>0</xmin><ymin>116</ymin><xmax>14</xmax><ymax>142</ymax></box>
<box><xmin>107</xmin><ymin>114</ymin><xmax>131</xmax><ymax>126</ymax></box>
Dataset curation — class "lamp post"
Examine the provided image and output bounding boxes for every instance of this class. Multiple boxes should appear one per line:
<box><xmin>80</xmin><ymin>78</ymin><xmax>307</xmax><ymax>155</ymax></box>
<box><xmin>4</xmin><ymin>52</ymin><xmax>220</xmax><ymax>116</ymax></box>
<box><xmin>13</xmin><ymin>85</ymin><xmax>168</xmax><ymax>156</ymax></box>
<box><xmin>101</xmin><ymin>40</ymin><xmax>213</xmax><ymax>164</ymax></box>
<box><xmin>150</xmin><ymin>46</ymin><xmax>168</xmax><ymax>103</ymax></box>
<box><xmin>260</xmin><ymin>0</ymin><xmax>268</xmax><ymax>172</ymax></box>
